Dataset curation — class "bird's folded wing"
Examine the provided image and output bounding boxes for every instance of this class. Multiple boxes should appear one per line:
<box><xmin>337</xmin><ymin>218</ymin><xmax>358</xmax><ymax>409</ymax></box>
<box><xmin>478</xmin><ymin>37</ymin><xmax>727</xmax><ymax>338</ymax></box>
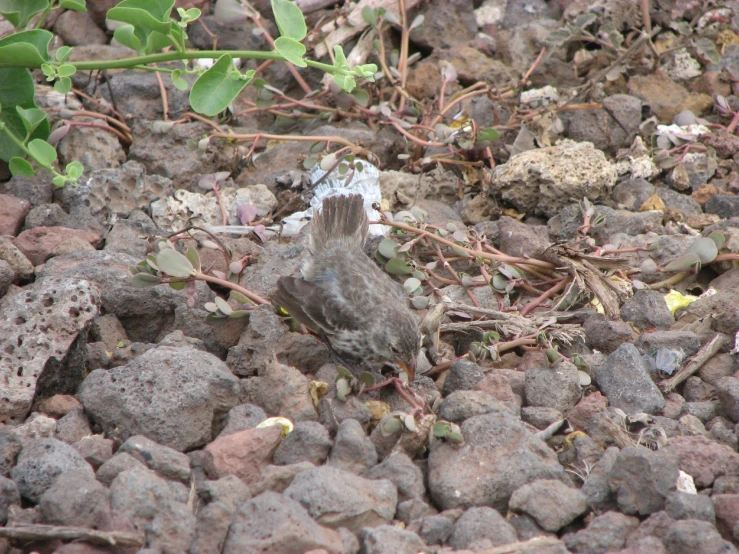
<box><xmin>273</xmin><ymin>276</ymin><xmax>360</xmax><ymax>336</ymax></box>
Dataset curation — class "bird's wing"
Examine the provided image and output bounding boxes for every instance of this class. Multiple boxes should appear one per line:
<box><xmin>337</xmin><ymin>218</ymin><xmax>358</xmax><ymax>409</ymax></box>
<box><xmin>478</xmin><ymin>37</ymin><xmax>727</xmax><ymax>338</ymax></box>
<box><xmin>273</xmin><ymin>276</ymin><xmax>361</xmax><ymax>336</ymax></box>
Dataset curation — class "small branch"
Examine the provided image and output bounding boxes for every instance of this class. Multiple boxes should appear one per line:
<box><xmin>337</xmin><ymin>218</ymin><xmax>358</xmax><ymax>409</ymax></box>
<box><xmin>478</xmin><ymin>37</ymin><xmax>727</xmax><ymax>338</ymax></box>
<box><xmin>477</xmin><ymin>537</ymin><xmax>564</xmax><ymax>554</ymax></box>
<box><xmin>519</xmin><ymin>278</ymin><xmax>569</xmax><ymax>317</ymax></box>
<box><xmin>0</xmin><ymin>524</ymin><xmax>143</xmax><ymax>547</ymax></box>
<box><xmin>659</xmin><ymin>334</ymin><xmax>727</xmax><ymax>393</ymax></box>
<box><xmin>647</xmin><ymin>271</ymin><xmax>690</xmax><ymax>290</ymax></box>
<box><xmin>196</xmin><ymin>272</ymin><xmax>270</xmax><ymax>305</ymax></box>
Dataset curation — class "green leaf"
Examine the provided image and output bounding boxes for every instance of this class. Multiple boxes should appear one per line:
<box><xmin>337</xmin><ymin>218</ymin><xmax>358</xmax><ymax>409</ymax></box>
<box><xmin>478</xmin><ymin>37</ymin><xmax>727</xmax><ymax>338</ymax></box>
<box><xmin>0</xmin><ymin>0</ymin><xmax>48</xmax><ymax>29</ymax></box>
<box><xmin>8</xmin><ymin>156</ymin><xmax>34</xmax><ymax>177</ymax></box>
<box><xmin>378</xmin><ymin>238</ymin><xmax>400</xmax><ymax>260</ymax></box>
<box><xmin>57</xmin><ymin>63</ymin><xmax>76</xmax><ymax>77</ymax></box>
<box><xmin>350</xmin><ymin>88</ymin><xmax>370</xmax><ymax>107</ymax></box>
<box><xmin>228</xmin><ymin>310</ymin><xmax>250</xmax><ymax>319</ymax></box>
<box><xmin>385</xmin><ymin>258</ymin><xmax>414</xmax><ymax>275</ymax></box>
<box><xmin>112</xmin><ymin>24</ymin><xmax>142</xmax><ymax>52</ymax></box>
<box><xmin>433</xmin><ymin>421</ymin><xmax>450</xmax><ymax>437</ymax></box>
<box><xmin>54</xmin><ymin>46</ymin><xmax>73</xmax><ymax>62</ymax></box>
<box><xmin>107</xmin><ymin>0</ymin><xmax>174</xmax><ymax>35</ymax></box>
<box><xmin>477</xmin><ymin>127</ymin><xmax>500</xmax><ymax>142</ymax></box>
<box><xmin>336</xmin><ymin>377</ymin><xmax>351</xmax><ymax>401</ymax></box>
<box><xmin>686</xmin><ymin>237</ymin><xmax>718</xmax><ymax>264</ymax></box>
<box><xmin>53</xmin><ymin>77</ymin><xmax>72</xmax><ymax>95</ymax></box>
<box><xmin>545</xmin><ymin>347</ymin><xmax>559</xmax><ymax>364</ymax></box>
<box><xmin>132</xmin><ymin>272</ymin><xmax>161</xmax><ymax>287</ymax></box>
<box><xmin>60</xmin><ymin>0</ymin><xmax>87</xmax><ymax>12</ymax></box>
<box><xmin>27</xmin><ymin>138</ymin><xmax>56</xmax><ymax>165</ymax></box>
<box><xmin>169</xmin><ymin>279</ymin><xmax>186</xmax><ymax>290</ymax></box>
<box><xmin>380</xmin><ymin>416</ymin><xmax>403</xmax><ymax>436</ymax></box>
<box><xmin>662</xmin><ymin>252</ymin><xmax>702</xmax><ymax>272</ymax></box>
<box><xmin>333</xmin><ymin>73</ymin><xmax>356</xmax><ymax>93</ymax></box>
<box><xmin>274</xmin><ymin>36</ymin><xmax>307</xmax><ymax>67</ymax></box>
<box><xmin>271</xmin><ymin>0</ymin><xmax>307</xmax><ymax>40</ymax></box>
<box><xmin>358</xmin><ymin>371</ymin><xmax>374</xmax><ymax>386</ymax></box>
<box><xmin>156</xmin><ymin>248</ymin><xmax>196</xmax><ymax>278</ymax></box>
<box><xmin>214</xmin><ymin>296</ymin><xmax>233</xmax><ymax>315</ymax></box>
<box><xmin>185</xmin><ymin>245</ymin><xmax>201</xmax><ymax>273</ymax></box>
<box><xmin>65</xmin><ymin>160</ymin><xmax>84</xmax><ymax>179</ymax></box>
<box><xmin>190</xmin><ymin>54</ymin><xmax>253</xmax><ymax>116</ymax></box>
<box><xmin>16</xmin><ymin>106</ymin><xmax>47</xmax><ymax>134</ymax></box>
<box><xmin>708</xmin><ymin>231</ymin><xmax>727</xmax><ymax>250</ymax></box>
<box><xmin>362</xmin><ymin>6</ymin><xmax>377</xmax><ymax>26</ymax></box>
<box><xmin>170</xmin><ymin>69</ymin><xmax>189</xmax><ymax>90</ymax></box>
<box><xmin>403</xmin><ymin>277</ymin><xmax>421</xmax><ymax>294</ymax></box>
<box><xmin>0</xmin><ymin>29</ymin><xmax>53</xmax><ymax>66</ymax></box>
<box><xmin>52</xmin><ymin>175</ymin><xmax>66</xmax><ymax>187</ymax></box>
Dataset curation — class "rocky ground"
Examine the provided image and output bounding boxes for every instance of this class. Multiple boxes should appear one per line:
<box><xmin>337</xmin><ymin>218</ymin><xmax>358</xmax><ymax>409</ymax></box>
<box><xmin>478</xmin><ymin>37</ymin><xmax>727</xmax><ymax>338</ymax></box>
<box><xmin>2</xmin><ymin>0</ymin><xmax>739</xmax><ymax>553</ymax></box>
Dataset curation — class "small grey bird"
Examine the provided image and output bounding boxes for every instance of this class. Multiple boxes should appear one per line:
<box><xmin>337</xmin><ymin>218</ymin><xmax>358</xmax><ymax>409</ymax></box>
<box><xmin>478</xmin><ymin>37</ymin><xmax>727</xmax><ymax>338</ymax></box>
<box><xmin>273</xmin><ymin>194</ymin><xmax>421</xmax><ymax>380</ymax></box>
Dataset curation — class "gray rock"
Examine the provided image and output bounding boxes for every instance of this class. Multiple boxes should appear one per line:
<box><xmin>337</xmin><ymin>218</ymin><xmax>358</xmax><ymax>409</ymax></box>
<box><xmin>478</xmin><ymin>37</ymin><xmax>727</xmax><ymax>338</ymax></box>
<box><xmin>197</xmin><ymin>474</ymin><xmax>252</xmax><ymax>508</ymax></box>
<box><xmin>359</xmin><ymin>524</ymin><xmax>427</xmax><ymax>554</ymax></box>
<box><xmin>103</xmin><ymin>210</ymin><xmax>159</xmax><ymax>257</ymax></box>
<box><xmin>715</xmin><ymin>377</ymin><xmax>739</xmax><ymax>423</ymax></box>
<box><xmin>0</xmin><ymin>259</ymin><xmax>12</xmax><ymax>297</ymax></box>
<box><xmin>441</xmin><ymin>359</ymin><xmax>485</xmax><ymax>395</ymax></box>
<box><xmin>498</xmin><ymin>215</ymin><xmax>551</xmax><ymax>259</ymax></box>
<box><xmin>222</xmin><ymin>491</ymin><xmax>348</xmax><ymax>554</ymax></box>
<box><xmin>0</xmin><ymin>278</ymin><xmax>100</xmax><ymax>423</ymax></box>
<box><xmin>329</xmin><ymin>418</ymin><xmax>378</xmax><ymax>474</ymax></box>
<box><xmin>521</xmin><ymin>406</ymin><xmax>564</xmax><ymax>429</ymax></box>
<box><xmin>419</xmin><ymin>514</ymin><xmax>454</xmax><ymax>545</ymax></box>
<box><xmin>438</xmin><ymin>390</ymin><xmax>519</xmax><ymax>423</ymax></box>
<box><xmin>0</xmin><ymin>431</ymin><xmax>22</xmax><ymax>477</ymax></box>
<box><xmin>284</xmin><ymin>465</ymin><xmax>397</xmax><ymax>534</ymax></box>
<box><xmin>584</xmin><ymin>316</ymin><xmax>636</xmax><ymax>354</ymax></box>
<box><xmin>0</xmin><ymin>236</ymin><xmax>35</xmax><ymax>282</ymax></box>
<box><xmin>428</xmin><ymin>410</ymin><xmax>564</xmax><ymax>511</ymax></box>
<box><xmin>110</xmin><ymin>466</ymin><xmax>195</xmax><ymax>554</ymax></box>
<box><xmin>686</xmin><ymin>400</ymin><xmax>725</xmax><ymax>423</ymax></box>
<box><xmin>249</xmin><ymin>359</ymin><xmax>318</xmax><ymax>422</ymax></box>
<box><xmin>663</xmin><ymin>518</ymin><xmax>738</xmax><ymax>554</ymax></box>
<box><xmin>509</xmin><ymin>479</ymin><xmax>588</xmax><ymax>531</ymax></box>
<box><xmin>55</xmin><ymin>409</ymin><xmax>92</xmax><ymax>444</ymax></box>
<box><xmin>665</xmin><ymin>491</ymin><xmax>716</xmax><ymax>523</ymax></box>
<box><xmin>72</xmin><ymin>436</ymin><xmax>113</xmax><ymax>470</ymax></box>
<box><xmin>11</xmin><ymin>438</ymin><xmax>95</xmax><ymax>503</ymax></box>
<box><xmin>0</xmin><ymin>475</ymin><xmax>19</xmax><ymax>525</ymax></box>
<box><xmin>594</xmin><ymin>343</ymin><xmax>665</xmax><ymax>414</ymax></box>
<box><xmin>395</xmin><ymin>497</ymin><xmax>434</xmax><ymax>524</ymax></box>
<box><xmin>119</xmin><ymin>435</ymin><xmax>191</xmax><ymax>482</ymax></box>
<box><xmin>79</xmin><ymin>346</ymin><xmax>239</xmax><ymax>451</ymax></box>
<box><xmin>627</xmin><ymin>510</ymin><xmax>675</xmax><ymax>546</ymax></box>
<box><xmin>366</xmin><ymin>452</ymin><xmax>425</xmax><ymax>502</ymax></box>
<box><xmin>683</xmin><ymin>376</ymin><xmax>716</xmax><ymax>403</ymax></box>
<box><xmin>608</xmin><ymin>446</ymin><xmax>679</xmax><ymax>516</ymax></box>
<box><xmin>564</xmin><ymin>510</ymin><xmax>639</xmax><ymax>554</ymax></box>
<box><xmin>447</xmin><ymin>506</ymin><xmax>518</xmax><ymax>550</ymax></box>
<box><xmin>190</xmin><ymin>500</ymin><xmax>234</xmax><ymax>554</ymax></box>
<box><xmin>525</xmin><ymin>360</ymin><xmax>581</xmax><ymax>414</ymax></box>
<box><xmin>582</xmin><ymin>446</ymin><xmax>619</xmax><ymax>513</ymax></box>
<box><xmin>706</xmin><ymin>194</ymin><xmax>739</xmax><ymax>219</ymax></box>
<box><xmin>319</xmin><ymin>395</ymin><xmax>371</xmax><ymax>435</ymax></box>
<box><xmin>273</xmin><ymin>421</ymin><xmax>332</xmax><ymax>466</ymax></box>
<box><xmin>218</xmin><ymin>403</ymin><xmax>267</xmax><ymax>437</ymax></box>
<box><xmin>561</xmin><ymin>94</ymin><xmax>642</xmax><ymax>153</ymax></box>
<box><xmin>96</xmin><ymin>452</ymin><xmax>147</xmax><ymax>487</ymax></box>
<box><xmin>621</xmin><ymin>290</ymin><xmax>675</xmax><ymax>330</ymax></box>
<box><xmin>636</xmin><ymin>330</ymin><xmax>702</xmax><ymax>358</ymax></box>
<box><xmin>38</xmin><ymin>470</ymin><xmax>112</xmax><ymax>528</ymax></box>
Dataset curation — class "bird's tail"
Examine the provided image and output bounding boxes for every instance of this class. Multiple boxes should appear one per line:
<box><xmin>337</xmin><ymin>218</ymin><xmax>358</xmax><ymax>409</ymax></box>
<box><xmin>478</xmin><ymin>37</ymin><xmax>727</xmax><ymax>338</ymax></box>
<box><xmin>310</xmin><ymin>194</ymin><xmax>368</xmax><ymax>252</ymax></box>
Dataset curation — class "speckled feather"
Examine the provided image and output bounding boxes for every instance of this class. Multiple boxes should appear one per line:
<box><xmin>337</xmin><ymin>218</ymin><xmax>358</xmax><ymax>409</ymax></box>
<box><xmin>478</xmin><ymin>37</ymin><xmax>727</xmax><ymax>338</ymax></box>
<box><xmin>273</xmin><ymin>195</ymin><xmax>420</xmax><ymax>368</ymax></box>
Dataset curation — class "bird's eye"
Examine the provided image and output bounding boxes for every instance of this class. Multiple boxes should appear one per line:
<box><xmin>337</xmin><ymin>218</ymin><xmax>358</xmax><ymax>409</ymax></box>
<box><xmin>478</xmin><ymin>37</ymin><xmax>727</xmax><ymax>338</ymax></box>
<box><xmin>390</xmin><ymin>345</ymin><xmax>399</xmax><ymax>355</ymax></box>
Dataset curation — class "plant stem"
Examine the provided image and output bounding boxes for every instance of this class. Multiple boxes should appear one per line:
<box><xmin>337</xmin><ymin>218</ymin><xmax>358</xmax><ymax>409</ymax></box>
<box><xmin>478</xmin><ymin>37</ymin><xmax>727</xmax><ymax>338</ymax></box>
<box><xmin>195</xmin><ymin>272</ymin><xmax>269</xmax><ymax>305</ymax></box>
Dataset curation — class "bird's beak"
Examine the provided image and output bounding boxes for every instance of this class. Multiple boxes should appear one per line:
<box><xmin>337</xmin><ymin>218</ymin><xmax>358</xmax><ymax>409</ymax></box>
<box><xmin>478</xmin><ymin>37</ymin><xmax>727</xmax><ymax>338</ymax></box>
<box><xmin>396</xmin><ymin>357</ymin><xmax>416</xmax><ymax>382</ymax></box>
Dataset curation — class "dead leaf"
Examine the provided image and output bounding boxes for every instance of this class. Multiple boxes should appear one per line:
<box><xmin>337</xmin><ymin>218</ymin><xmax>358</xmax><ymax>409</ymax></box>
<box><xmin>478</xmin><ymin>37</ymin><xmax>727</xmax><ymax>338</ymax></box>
<box><xmin>640</xmin><ymin>190</ymin><xmax>666</xmax><ymax>212</ymax></box>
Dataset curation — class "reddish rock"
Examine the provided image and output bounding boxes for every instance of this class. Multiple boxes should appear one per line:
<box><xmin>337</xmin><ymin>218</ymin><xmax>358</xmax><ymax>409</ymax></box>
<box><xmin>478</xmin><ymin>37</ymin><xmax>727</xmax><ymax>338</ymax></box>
<box><xmin>712</xmin><ymin>494</ymin><xmax>739</xmax><ymax>540</ymax></box>
<box><xmin>568</xmin><ymin>392</ymin><xmax>608</xmax><ymax>431</ymax></box>
<box><xmin>205</xmin><ymin>424</ymin><xmax>283</xmax><ymax>490</ymax></box>
<box><xmin>662</xmin><ymin>435</ymin><xmax>739</xmax><ymax>488</ymax></box>
<box><xmin>13</xmin><ymin>226</ymin><xmax>101</xmax><ymax>266</ymax></box>
<box><xmin>37</xmin><ymin>394</ymin><xmax>83</xmax><ymax>418</ymax></box>
<box><xmin>475</xmin><ymin>372</ymin><xmax>521</xmax><ymax>405</ymax></box>
<box><xmin>0</xmin><ymin>194</ymin><xmax>30</xmax><ymax>236</ymax></box>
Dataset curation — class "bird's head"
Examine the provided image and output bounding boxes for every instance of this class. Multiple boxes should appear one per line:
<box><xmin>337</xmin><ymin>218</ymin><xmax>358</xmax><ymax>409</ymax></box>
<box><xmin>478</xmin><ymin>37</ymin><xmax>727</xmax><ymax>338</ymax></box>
<box><xmin>373</xmin><ymin>312</ymin><xmax>421</xmax><ymax>381</ymax></box>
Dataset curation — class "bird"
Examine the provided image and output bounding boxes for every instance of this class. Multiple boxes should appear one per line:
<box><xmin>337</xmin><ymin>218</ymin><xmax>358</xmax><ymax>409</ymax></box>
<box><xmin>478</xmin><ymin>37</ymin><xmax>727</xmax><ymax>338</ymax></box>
<box><xmin>272</xmin><ymin>194</ymin><xmax>421</xmax><ymax>380</ymax></box>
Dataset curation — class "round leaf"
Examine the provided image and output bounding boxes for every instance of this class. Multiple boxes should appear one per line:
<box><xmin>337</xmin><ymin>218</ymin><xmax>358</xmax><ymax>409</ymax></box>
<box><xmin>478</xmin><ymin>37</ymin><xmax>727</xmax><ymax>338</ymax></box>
<box><xmin>336</xmin><ymin>377</ymin><xmax>351</xmax><ymax>401</ymax></box>
<box><xmin>8</xmin><ymin>157</ymin><xmax>34</xmax><ymax>178</ymax></box>
<box><xmin>403</xmin><ymin>414</ymin><xmax>416</xmax><ymax>432</ymax></box>
<box><xmin>403</xmin><ymin>277</ymin><xmax>421</xmax><ymax>294</ymax></box>
<box><xmin>378</xmin><ymin>239</ymin><xmax>400</xmax><ymax>259</ymax></box>
<box><xmin>411</xmin><ymin>295</ymin><xmax>429</xmax><ymax>310</ymax></box>
<box><xmin>708</xmin><ymin>231</ymin><xmax>727</xmax><ymax>250</ymax></box>
<box><xmin>380</xmin><ymin>416</ymin><xmax>402</xmax><ymax>436</ymax></box>
<box><xmin>385</xmin><ymin>258</ymin><xmax>414</xmax><ymax>275</ymax></box>
<box><xmin>686</xmin><ymin>237</ymin><xmax>718</xmax><ymax>264</ymax></box>
<box><xmin>274</xmin><ymin>36</ymin><xmax>307</xmax><ymax>68</ymax></box>
<box><xmin>214</xmin><ymin>296</ymin><xmax>233</xmax><ymax>315</ymax></box>
<box><xmin>271</xmin><ymin>0</ymin><xmax>307</xmax><ymax>40</ymax></box>
<box><xmin>662</xmin><ymin>252</ymin><xmax>702</xmax><ymax>273</ymax></box>
<box><xmin>132</xmin><ymin>273</ymin><xmax>161</xmax><ymax>287</ymax></box>
<box><xmin>156</xmin><ymin>248</ymin><xmax>196</xmax><ymax>278</ymax></box>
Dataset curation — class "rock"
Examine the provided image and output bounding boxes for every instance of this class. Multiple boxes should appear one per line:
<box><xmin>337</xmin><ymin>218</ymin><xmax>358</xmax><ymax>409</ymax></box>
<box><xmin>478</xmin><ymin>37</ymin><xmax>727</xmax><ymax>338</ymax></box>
<box><xmin>441</xmin><ymin>359</ymin><xmax>485</xmax><ymax>395</ymax></box>
<box><xmin>328</xmin><ymin>418</ymin><xmax>377</xmax><ymax>474</ymax></box>
<box><xmin>621</xmin><ymin>290</ymin><xmax>675</xmax><ymax>330</ymax></box>
<box><xmin>438</xmin><ymin>390</ymin><xmax>518</xmax><ymax>423</ymax></box>
<box><xmin>582</xmin><ymin>446</ymin><xmax>619</xmax><ymax>513</ymax></box>
<box><xmin>38</xmin><ymin>470</ymin><xmax>112</xmax><ymax>528</ymax></box>
<box><xmin>284</xmin><ymin>465</ymin><xmax>397</xmax><ymax>533</ymax></box>
<box><xmin>419</xmin><ymin>514</ymin><xmax>454</xmax><ymax>544</ymax></box>
<box><xmin>110</xmin><ymin>466</ymin><xmax>195</xmax><ymax>554</ymax></box>
<box><xmin>319</xmin><ymin>395</ymin><xmax>372</xmax><ymax>435</ymax></box>
<box><xmin>560</xmin><ymin>94</ymin><xmax>642</xmax><ymax>153</ymax></box>
<box><xmin>79</xmin><ymin>346</ymin><xmax>239</xmax><ymax>451</ymax></box>
<box><xmin>490</xmin><ymin>141</ymin><xmax>617</xmax><ymax>218</ymax></box>
<box><xmin>683</xmin><ymin>376</ymin><xmax>715</xmax><ymax>403</ymax></box>
<box><xmin>475</xmin><ymin>371</ymin><xmax>521</xmax><ymax>404</ymax></box>
<box><xmin>366</xmin><ymin>452</ymin><xmax>425</xmax><ymax>502</ymax></box>
<box><xmin>521</xmin><ymin>407</ymin><xmax>564</xmax><ymax>429</ymax></box>
<box><xmin>498</xmin><ymin>216</ymin><xmax>551</xmax><ymax>259</ymax></box>
<box><xmin>0</xmin><ymin>431</ymin><xmax>22</xmax><ymax>477</ymax></box>
<box><xmin>119</xmin><ymin>435</ymin><xmax>191</xmax><ymax>483</ymax></box>
<box><xmin>509</xmin><ymin>479</ymin><xmax>588</xmax><ymax>531</ymax></box>
<box><xmin>252</xmin><ymin>461</ymin><xmax>313</xmax><ymax>495</ymax></box>
<box><xmin>663</xmin><ymin>518</ymin><xmax>737</xmax><ymax>554</ymax></box>
<box><xmin>11</xmin><ymin>438</ymin><xmax>95</xmax><ymax>503</ymax></box>
<box><xmin>627</xmin><ymin>71</ymin><xmax>713</xmax><ymax>122</ymax></box>
<box><xmin>205</xmin><ymin>424</ymin><xmax>284</xmax><ymax>491</ymax></box>
<box><xmin>712</xmin><ymin>494</ymin><xmax>739</xmax><ymax>541</ymax></box>
<box><xmin>249</xmin><ymin>359</ymin><xmax>318</xmax><ymax>422</ymax></box>
<box><xmin>608</xmin><ymin>447</ymin><xmax>679</xmax><ymax>516</ymax></box>
<box><xmin>359</xmin><ymin>524</ymin><xmax>427</xmax><ymax>554</ymax></box>
<box><xmin>636</xmin><ymin>330</ymin><xmax>702</xmax><ymax>359</ymax></box>
<box><xmin>584</xmin><ymin>316</ymin><xmax>636</xmax><ymax>354</ymax></box>
<box><xmin>447</xmin><ymin>506</ymin><xmax>518</xmax><ymax>550</ymax></box>
<box><xmin>525</xmin><ymin>360</ymin><xmax>581</xmax><ymax>414</ymax></box>
<box><xmin>24</xmin><ymin>203</ymin><xmax>71</xmax><ymax>229</ymax></box>
<box><xmin>428</xmin><ymin>411</ymin><xmax>563</xmax><ymax>511</ymax></box>
<box><xmin>0</xmin><ymin>278</ymin><xmax>100</xmax><ymax>423</ymax></box>
<box><xmin>190</xmin><ymin>500</ymin><xmax>234</xmax><ymax>554</ymax></box>
<box><xmin>10</xmin><ymin>412</ymin><xmax>56</xmax><ymax>442</ymax></box>
<box><xmin>222</xmin><ymin>491</ymin><xmax>348</xmax><ymax>554</ymax></box>
<box><xmin>567</xmin><ymin>392</ymin><xmax>608</xmax><ymax>431</ymax></box>
<box><xmin>0</xmin><ymin>236</ymin><xmax>35</xmax><ymax>282</ymax></box>
<box><xmin>56</xmin><ymin>409</ymin><xmax>92</xmax><ymax>444</ymax></box>
<box><xmin>0</xmin><ymin>475</ymin><xmax>19</xmax><ymax>525</ymax></box>
<box><xmin>0</xmin><ymin>259</ymin><xmax>12</xmax><ymax>296</ymax></box>
<box><xmin>564</xmin><ymin>510</ymin><xmax>639</xmax><ymax>554</ymax></box>
<box><xmin>665</xmin><ymin>491</ymin><xmax>716</xmax><ymax>523</ymax></box>
<box><xmin>72</xmin><ymin>436</ymin><xmax>114</xmax><ymax>470</ymax></box>
<box><xmin>273</xmin><ymin>421</ymin><xmax>331</xmax><ymax>466</ymax></box>
<box><xmin>0</xmin><ymin>194</ymin><xmax>30</xmax><ymax>236</ymax></box>
<box><xmin>12</xmin><ymin>226</ymin><xmax>101</xmax><ymax>266</ymax></box>
<box><xmin>706</xmin><ymin>194</ymin><xmax>739</xmax><ymax>220</ymax></box>
<box><xmin>37</xmin><ymin>394</ymin><xmax>83</xmax><ymax>419</ymax></box>
<box><xmin>662</xmin><ymin>435</ymin><xmax>739</xmax><ymax>488</ymax></box>
<box><xmin>593</xmin><ymin>343</ymin><xmax>666</xmax><ymax>414</ymax></box>
<box><xmin>197</xmin><ymin>474</ymin><xmax>252</xmax><ymax>508</ymax></box>
<box><xmin>218</xmin><ymin>403</ymin><xmax>267</xmax><ymax>437</ymax></box>
<box><xmin>714</xmin><ymin>377</ymin><xmax>739</xmax><ymax>422</ymax></box>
